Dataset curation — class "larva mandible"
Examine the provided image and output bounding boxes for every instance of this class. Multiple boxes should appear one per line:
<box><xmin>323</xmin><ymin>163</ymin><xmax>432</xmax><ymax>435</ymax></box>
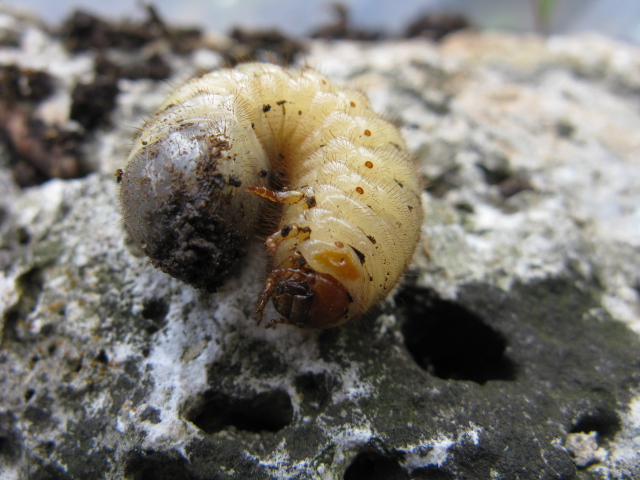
<box><xmin>120</xmin><ymin>63</ymin><xmax>423</xmax><ymax>329</ymax></box>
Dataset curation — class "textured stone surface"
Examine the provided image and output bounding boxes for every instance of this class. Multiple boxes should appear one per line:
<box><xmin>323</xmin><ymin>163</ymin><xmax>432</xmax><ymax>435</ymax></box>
<box><xmin>0</xmin><ymin>10</ymin><xmax>639</xmax><ymax>480</ymax></box>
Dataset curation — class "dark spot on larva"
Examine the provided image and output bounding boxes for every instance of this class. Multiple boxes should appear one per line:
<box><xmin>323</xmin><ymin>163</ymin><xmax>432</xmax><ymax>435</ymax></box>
<box><xmin>390</xmin><ymin>142</ymin><xmax>401</xmax><ymax>150</ymax></box>
<box><xmin>407</xmin><ymin>205</ymin><xmax>413</xmax><ymax>211</ymax></box>
<box><xmin>228</xmin><ymin>175</ymin><xmax>242</xmax><ymax>187</ymax></box>
<box><xmin>276</xmin><ymin>100</ymin><xmax>286</xmax><ymax>105</ymax></box>
<box><xmin>141</xmin><ymin>140</ymin><xmax>148</xmax><ymax>146</ymax></box>
<box><xmin>259</xmin><ymin>169</ymin><xmax>268</xmax><ymax>178</ymax></box>
<box><xmin>395</xmin><ymin>180</ymin><xmax>404</xmax><ymax>188</ymax></box>
<box><xmin>281</xmin><ymin>225</ymin><xmax>293</xmax><ymax>237</ymax></box>
<box><xmin>263</xmin><ymin>104</ymin><xmax>271</xmax><ymax>113</ymax></box>
<box><xmin>298</xmin><ymin>110</ymin><xmax>302</xmax><ymax>115</ymax></box>
<box><xmin>251</xmin><ymin>123</ymin><xmax>255</xmax><ymax>129</ymax></box>
<box><xmin>335</xmin><ymin>241</ymin><xmax>344</xmax><ymax>248</ymax></box>
<box><xmin>364</xmin><ymin>129</ymin><xmax>371</xmax><ymax>136</ymax></box>
<box><xmin>350</xmin><ymin>101</ymin><xmax>356</xmax><ymax>107</ymax></box>
<box><xmin>178</xmin><ymin>121</ymin><xmax>195</xmax><ymax>128</ymax></box>
<box><xmin>319</xmin><ymin>144</ymin><xmax>326</xmax><ymax>148</ymax></box>
<box><xmin>351</xmin><ymin>246</ymin><xmax>366</xmax><ymax>265</ymax></box>
<box><xmin>356</xmin><ymin>186</ymin><xmax>364</xmax><ymax>194</ymax></box>
<box><xmin>114</xmin><ymin>168</ymin><xmax>123</xmax><ymax>183</ymax></box>
<box><xmin>208</xmin><ymin>139</ymin><xmax>231</xmax><ymax>158</ymax></box>
<box><xmin>279</xmin><ymin>153</ymin><xmax>285</xmax><ymax>160</ymax></box>
<box><xmin>305</xmin><ymin>196</ymin><xmax>317</xmax><ymax>208</ymax></box>
<box><xmin>299</xmin><ymin>226</ymin><xmax>311</xmax><ymax>234</ymax></box>
<box><xmin>214</xmin><ymin>138</ymin><xmax>230</xmax><ymax>151</ymax></box>
<box><xmin>293</xmin><ymin>255</ymin><xmax>307</xmax><ymax>268</ymax></box>
<box><xmin>209</xmin><ymin>173</ymin><xmax>226</xmax><ymax>189</ymax></box>
<box><xmin>364</xmin><ymin>161</ymin><xmax>373</xmax><ymax>168</ymax></box>
<box><xmin>369</xmin><ymin>275</ymin><xmax>373</xmax><ymax>281</ymax></box>
<box><xmin>366</xmin><ymin>235</ymin><xmax>376</xmax><ymax>244</ymax></box>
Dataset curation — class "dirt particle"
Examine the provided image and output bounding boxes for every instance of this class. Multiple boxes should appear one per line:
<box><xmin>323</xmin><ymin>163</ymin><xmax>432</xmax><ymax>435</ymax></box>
<box><xmin>70</xmin><ymin>77</ymin><xmax>119</xmax><ymax>130</ymax></box>
<box><xmin>228</xmin><ymin>175</ymin><xmax>242</xmax><ymax>187</ymax></box>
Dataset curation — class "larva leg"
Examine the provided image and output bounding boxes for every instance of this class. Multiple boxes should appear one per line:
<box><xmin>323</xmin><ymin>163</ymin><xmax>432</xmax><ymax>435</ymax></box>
<box><xmin>255</xmin><ymin>270</ymin><xmax>281</xmax><ymax>326</ymax></box>
<box><xmin>265</xmin><ymin>224</ymin><xmax>311</xmax><ymax>254</ymax></box>
<box><xmin>247</xmin><ymin>186</ymin><xmax>317</xmax><ymax>208</ymax></box>
<box><xmin>247</xmin><ymin>187</ymin><xmax>304</xmax><ymax>204</ymax></box>
<box><xmin>264</xmin><ymin>317</ymin><xmax>288</xmax><ymax>329</ymax></box>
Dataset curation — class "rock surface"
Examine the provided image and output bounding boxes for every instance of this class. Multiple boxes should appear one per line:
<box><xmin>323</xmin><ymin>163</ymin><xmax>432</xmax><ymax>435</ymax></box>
<box><xmin>0</xmin><ymin>9</ymin><xmax>639</xmax><ymax>480</ymax></box>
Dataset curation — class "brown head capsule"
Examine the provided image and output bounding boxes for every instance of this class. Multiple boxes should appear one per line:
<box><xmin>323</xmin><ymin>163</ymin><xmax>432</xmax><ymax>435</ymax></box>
<box><xmin>256</xmin><ymin>268</ymin><xmax>352</xmax><ymax>329</ymax></box>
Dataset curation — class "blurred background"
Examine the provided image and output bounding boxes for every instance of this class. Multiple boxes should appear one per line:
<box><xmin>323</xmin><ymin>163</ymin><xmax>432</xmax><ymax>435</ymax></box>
<box><xmin>7</xmin><ymin>0</ymin><xmax>640</xmax><ymax>44</ymax></box>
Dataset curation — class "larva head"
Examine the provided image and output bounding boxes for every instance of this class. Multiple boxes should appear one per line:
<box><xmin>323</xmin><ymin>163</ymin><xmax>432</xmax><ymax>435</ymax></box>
<box><xmin>263</xmin><ymin>268</ymin><xmax>352</xmax><ymax>329</ymax></box>
<box><xmin>120</xmin><ymin>114</ymin><xmax>269</xmax><ymax>291</ymax></box>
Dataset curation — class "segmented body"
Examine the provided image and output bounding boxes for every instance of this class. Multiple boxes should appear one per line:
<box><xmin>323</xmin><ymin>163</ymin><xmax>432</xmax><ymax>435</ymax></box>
<box><xmin>120</xmin><ymin>63</ymin><xmax>423</xmax><ymax>328</ymax></box>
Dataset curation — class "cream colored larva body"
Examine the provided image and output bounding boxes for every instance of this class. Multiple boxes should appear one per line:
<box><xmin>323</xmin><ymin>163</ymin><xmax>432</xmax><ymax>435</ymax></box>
<box><xmin>120</xmin><ymin>63</ymin><xmax>423</xmax><ymax>329</ymax></box>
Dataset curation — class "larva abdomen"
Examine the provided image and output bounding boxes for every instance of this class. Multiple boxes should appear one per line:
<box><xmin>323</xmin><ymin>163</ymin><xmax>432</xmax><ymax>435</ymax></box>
<box><xmin>120</xmin><ymin>63</ymin><xmax>423</xmax><ymax>328</ymax></box>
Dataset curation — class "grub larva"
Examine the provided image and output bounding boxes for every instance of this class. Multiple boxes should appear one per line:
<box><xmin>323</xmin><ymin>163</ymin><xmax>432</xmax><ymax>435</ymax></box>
<box><xmin>120</xmin><ymin>63</ymin><xmax>423</xmax><ymax>328</ymax></box>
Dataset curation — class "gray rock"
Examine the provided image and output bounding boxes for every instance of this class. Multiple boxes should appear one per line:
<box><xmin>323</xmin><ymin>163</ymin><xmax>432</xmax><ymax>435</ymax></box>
<box><xmin>0</xmin><ymin>12</ymin><xmax>639</xmax><ymax>480</ymax></box>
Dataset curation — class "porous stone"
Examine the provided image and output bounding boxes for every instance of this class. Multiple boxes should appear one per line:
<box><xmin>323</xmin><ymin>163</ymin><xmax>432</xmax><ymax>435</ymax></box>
<box><xmin>0</xmin><ymin>10</ymin><xmax>639</xmax><ymax>480</ymax></box>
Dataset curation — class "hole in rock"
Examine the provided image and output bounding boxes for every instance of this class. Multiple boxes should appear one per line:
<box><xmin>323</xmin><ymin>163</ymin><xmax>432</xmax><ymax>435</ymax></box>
<box><xmin>398</xmin><ymin>287</ymin><xmax>516</xmax><ymax>384</ymax></box>
<box><xmin>294</xmin><ymin>372</ymin><xmax>335</xmax><ymax>410</ymax></box>
<box><xmin>24</xmin><ymin>389</ymin><xmax>35</xmax><ymax>402</ymax></box>
<box><xmin>16</xmin><ymin>226</ymin><xmax>31</xmax><ymax>245</ymax></box>
<box><xmin>186</xmin><ymin>389</ymin><xmax>293</xmax><ymax>434</ymax></box>
<box><xmin>141</xmin><ymin>298</ymin><xmax>169</xmax><ymax>323</ymax></box>
<box><xmin>476</xmin><ymin>163</ymin><xmax>509</xmax><ymax>185</ymax></box>
<box><xmin>425</xmin><ymin>167</ymin><xmax>459</xmax><ymax>199</ymax></box>
<box><xmin>95</xmin><ymin>349</ymin><xmax>109</xmax><ymax>364</ymax></box>
<box><xmin>2</xmin><ymin>267</ymin><xmax>44</xmax><ymax>344</ymax></box>
<box><xmin>125</xmin><ymin>450</ymin><xmax>192</xmax><ymax>480</ymax></box>
<box><xmin>344</xmin><ymin>451</ymin><xmax>408</xmax><ymax>480</ymax></box>
<box><xmin>0</xmin><ymin>417</ymin><xmax>21</xmax><ymax>461</ymax></box>
<box><xmin>555</xmin><ymin>120</ymin><xmax>575</xmax><ymax>138</ymax></box>
<box><xmin>571</xmin><ymin>408</ymin><xmax>621</xmax><ymax>440</ymax></box>
<box><xmin>140</xmin><ymin>298</ymin><xmax>169</xmax><ymax>333</ymax></box>
<box><xmin>40</xmin><ymin>440</ymin><xmax>55</xmax><ymax>456</ymax></box>
<box><xmin>411</xmin><ymin>465</ymin><xmax>455</xmax><ymax>479</ymax></box>
<box><xmin>0</xmin><ymin>436</ymin><xmax>14</xmax><ymax>458</ymax></box>
<box><xmin>476</xmin><ymin>163</ymin><xmax>531</xmax><ymax>198</ymax></box>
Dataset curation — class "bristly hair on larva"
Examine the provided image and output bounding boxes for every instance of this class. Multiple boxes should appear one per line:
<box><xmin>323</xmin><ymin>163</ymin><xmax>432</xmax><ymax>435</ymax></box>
<box><xmin>119</xmin><ymin>62</ymin><xmax>423</xmax><ymax>329</ymax></box>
